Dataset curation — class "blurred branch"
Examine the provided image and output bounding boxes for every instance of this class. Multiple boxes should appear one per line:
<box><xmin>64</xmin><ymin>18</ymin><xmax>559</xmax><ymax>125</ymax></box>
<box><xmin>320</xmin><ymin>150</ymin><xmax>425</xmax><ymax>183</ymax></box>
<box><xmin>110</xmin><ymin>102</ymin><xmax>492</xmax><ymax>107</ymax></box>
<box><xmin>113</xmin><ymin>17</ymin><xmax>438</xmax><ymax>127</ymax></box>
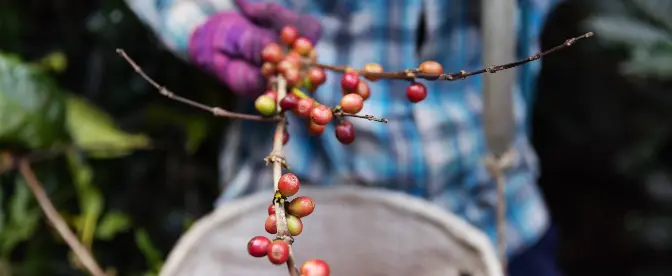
<box><xmin>17</xmin><ymin>158</ymin><xmax>106</xmax><ymax>276</ymax></box>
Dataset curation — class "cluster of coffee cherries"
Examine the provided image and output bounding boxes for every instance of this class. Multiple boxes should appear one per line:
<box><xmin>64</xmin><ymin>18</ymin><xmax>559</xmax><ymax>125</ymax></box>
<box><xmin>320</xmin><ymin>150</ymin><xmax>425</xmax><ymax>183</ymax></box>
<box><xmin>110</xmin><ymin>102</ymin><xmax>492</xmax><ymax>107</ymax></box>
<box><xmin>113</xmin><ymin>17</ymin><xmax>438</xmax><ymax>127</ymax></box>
<box><xmin>246</xmin><ymin>173</ymin><xmax>329</xmax><ymax>276</ymax></box>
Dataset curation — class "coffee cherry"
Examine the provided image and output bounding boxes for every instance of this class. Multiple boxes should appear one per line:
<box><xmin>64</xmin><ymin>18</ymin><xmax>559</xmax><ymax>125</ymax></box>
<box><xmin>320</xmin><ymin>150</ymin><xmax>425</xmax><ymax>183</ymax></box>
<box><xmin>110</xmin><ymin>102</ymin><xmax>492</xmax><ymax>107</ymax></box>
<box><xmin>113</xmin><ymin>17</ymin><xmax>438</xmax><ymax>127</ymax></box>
<box><xmin>277</xmin><ymin>59</ymin><xmax>296</xmax><ymax>75</ymax></box>
<box><xmin>262</xmin><ymin>43</ymin><xmax>284</xmax><ymax>63</ymax></box>
<box><xmin>278</xmin><ymin>173</ymin><xmax>300</xmax><ymax>197</ymax></box>
<box><xmin>296</xmin><ymin>98</ymin><xmax>314</xmax><ymax>118</ymax></box>
<box><xmin>335</xmin><ymin>120</ymin><xmax>355</xmax><ymax>144</ymax></box>
<box><xmin>363</xmin><ymin>63</ymin><xmax>383</xmax><ymax>81</ymax></box>
<box><xmin>340</xmin><ymin>93</ymin><xmax>364</xmax><ymax>114</ymax></box>
<box><xmin>355</xmin><ymin>81</ymin><xmax>371</xmax><ymax>100</ymax></box>
<box><xmin>280</xmin><ymin>26</ymin><xmax>300</xmax><ymax>46</ymax></box>
<box><xmin>268</xmin><ymin>203</ymin><xmax>276</xmax><ymax>215</ymax></box>
<box><xmin>340</xmin><ymin>72</ymin><xmax>360</xmax><ymax>94</ymax></box>
<box><xmin>286</xmin><ymin>215</ymin><xmax>303</xmax><ymax>236</ymax></box>
<box><xmin>279</xmin><ymin>93</ymin><xmax>300</xmax><ymax>110</ymax></box>
<box><xmin>406</xmin><ymin>82</ymin><xmax>427</xmax><ymax>103</ymax></box>
<box><xmin>284</xmin><ymin>53</ymin><xmax>302</xmax><ymax>68</ymax></box>
<box><xmin>265</xmin><ymin>214</ymin><xmax>277</xmax><ymax>234</ymax></box>
<box><xmin>267</xmin><ymin>240</ymin><xmax>290</xmax><ymax>265</ymax></box>
<box><xmin>283</xmin><ymin>68</ymin><xmax>301</xmax><ymax>87</ymax></box>
<box><xmin>308</xmin><ymin>120</ymin><xmax>326</xmax><ymax>136</ymax></box>
<box><xmin>261</xmin><ymin>62</ymin><xmax>276</xmax><ymax>78</ymax></box>
<box><xmin>288</xmin><ymin>196</ymin><xmax>315</xmax><ymax>218</ymax></box>
<box><xmin>264</xmin><ymin>90</ymin><xmax>278</xmax><ymax>102</ymax></box>
<box><xmin>419</xmin><ymin>60</ymin><xmax>443</xmax><ymax>75</ymax></box>
<box><xmin>300</xmin><ymin>259</ymin><xmax>330</xmax><ymax>276</ymax></box>
<box><xmin>255</xmin><ymin>95</ymin><xmax>276</xmax><ymax>116</ymax></box>
<box><xmin>310</xmin><ymin>105</ymin><xmax>333</xmax><ymax>125</ymax></box>
<box><xmin>283</xmin><ymin>131</ymin><xmax>290</xmax><ymax>145</ymax></box>
<box><xmin>308</xmin><ymin>67</ymin><xmax>326</xmax><ymax>86</ymax></box>
<box><xmin>247</xmin><ymin>236</ymin><xmax>271</xmax><ymax>257</ymax></box>
<box><xmin>293</xmin><ymin>37</ymin><xmax>313</xmax><ymax>56</ymax></box>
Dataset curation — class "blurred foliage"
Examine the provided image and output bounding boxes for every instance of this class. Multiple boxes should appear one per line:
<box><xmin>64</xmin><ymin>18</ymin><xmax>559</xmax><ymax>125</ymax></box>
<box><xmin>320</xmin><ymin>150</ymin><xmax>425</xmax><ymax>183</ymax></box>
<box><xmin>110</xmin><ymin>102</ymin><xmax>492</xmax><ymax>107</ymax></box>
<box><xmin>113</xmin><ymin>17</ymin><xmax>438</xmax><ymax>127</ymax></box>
<box><xmin>533</xmin><ymin>0</ymin><xmax>672</xmax><ymax>275</ymax></box>
<box><xmin>0</xmin><ymin>0</ymin><xmax>234</xmax><ymax>275</ymax></box>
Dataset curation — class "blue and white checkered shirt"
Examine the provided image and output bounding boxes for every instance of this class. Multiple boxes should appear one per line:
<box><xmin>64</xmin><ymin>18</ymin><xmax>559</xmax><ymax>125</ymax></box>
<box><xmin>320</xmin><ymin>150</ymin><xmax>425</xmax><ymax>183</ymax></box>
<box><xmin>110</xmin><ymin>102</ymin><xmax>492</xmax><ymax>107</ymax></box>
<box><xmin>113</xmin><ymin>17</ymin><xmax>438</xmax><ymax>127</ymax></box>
<box><xmin>125</xmin><ymin>0</ymin><xmax>558</xmax><ymax>257</ymax></box>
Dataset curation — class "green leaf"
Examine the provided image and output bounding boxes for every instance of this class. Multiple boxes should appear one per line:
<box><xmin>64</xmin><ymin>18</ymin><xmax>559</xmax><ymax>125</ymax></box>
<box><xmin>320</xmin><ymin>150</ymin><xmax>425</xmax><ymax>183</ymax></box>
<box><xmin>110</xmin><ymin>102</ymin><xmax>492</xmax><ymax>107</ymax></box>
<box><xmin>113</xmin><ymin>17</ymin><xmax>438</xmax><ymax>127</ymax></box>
<box><xmin>0</xmin><ymin>178</ymin><xmax>41</xmax><ymax>256</ymax></box>
<box><xmin>145</xmin><ymin>104</ymin><xmax>209</xmax><ymax>154</ymax></box>
<box><xmin>134</xmin><ymin>229</ymin><xmax>163</xmax><ymax>272</ymax></box>
<box><xmin>65</xmin><ymin>94</ymin><xmax>150</xmax><ymax>158</ymax></box>
<box><xmin>95</xmin><ymin>211</ymin><xmax>131</xmax><ymax>240</ymax></box>
<box><xmin>66</xmin><ymin>151</ymin><xmax>103</xmax><ymax>248</ymax></box>
<box><xmin>0</xmin><ymin>52</ymin><xmax>68</xmax><ymax>149</ymax></box>
<box><xmin>584</xmin><ymin>16</ymin><xmax>672</xmax><ymax>47</ymax></box>
<box><xmin>621</xmin><ymin>48</ymin><xmax>672</xmax><ymax>78</ymax></box>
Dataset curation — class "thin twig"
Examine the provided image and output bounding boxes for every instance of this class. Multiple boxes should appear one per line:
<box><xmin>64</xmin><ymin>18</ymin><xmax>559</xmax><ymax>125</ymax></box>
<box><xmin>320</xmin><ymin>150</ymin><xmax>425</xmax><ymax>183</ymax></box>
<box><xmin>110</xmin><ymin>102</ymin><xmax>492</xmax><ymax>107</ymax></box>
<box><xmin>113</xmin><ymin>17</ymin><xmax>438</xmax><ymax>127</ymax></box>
<box><xmin>267</xmin><ymin>76</ymin><xmax>299</xmax><ymax>276</ymax></box>
<box><xmin>17</xmin><ymin>159</ymin><xmax>106</xmax><ymax>276</ymax></box>
<box><xmin>115</xmin><ymin>49</ymin><xmax>280</xmax><ymax>122</ymax></box>
<box><xmin>333</xmin><ymin>112</ymin><xmax>388</xmax><ymax>123</ymax></box>
<box><xmin>314</xmin><ymin>32</ymin><xmax>594</xmax><ymax>82</ymax></box>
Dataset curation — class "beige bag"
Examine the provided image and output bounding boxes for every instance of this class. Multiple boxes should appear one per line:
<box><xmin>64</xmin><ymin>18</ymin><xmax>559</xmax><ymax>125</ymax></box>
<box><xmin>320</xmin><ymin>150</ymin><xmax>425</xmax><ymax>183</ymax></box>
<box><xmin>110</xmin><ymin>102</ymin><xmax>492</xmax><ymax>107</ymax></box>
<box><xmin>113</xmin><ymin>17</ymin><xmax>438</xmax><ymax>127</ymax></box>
<box><xmin>159</xmin><ymin>186</ymin><xmax>502</xmax><ymax>276</ymax></box>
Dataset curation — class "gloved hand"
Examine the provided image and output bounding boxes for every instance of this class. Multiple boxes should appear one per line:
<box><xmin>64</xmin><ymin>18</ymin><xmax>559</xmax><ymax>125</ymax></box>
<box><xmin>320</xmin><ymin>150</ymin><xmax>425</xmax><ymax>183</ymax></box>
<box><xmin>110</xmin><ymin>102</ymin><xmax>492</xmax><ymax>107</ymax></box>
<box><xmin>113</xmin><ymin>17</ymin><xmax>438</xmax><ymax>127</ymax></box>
<box><xmin>188</xmin><ymin>0</ymin><xmax>322</xmax><ymax>98</ymax></box>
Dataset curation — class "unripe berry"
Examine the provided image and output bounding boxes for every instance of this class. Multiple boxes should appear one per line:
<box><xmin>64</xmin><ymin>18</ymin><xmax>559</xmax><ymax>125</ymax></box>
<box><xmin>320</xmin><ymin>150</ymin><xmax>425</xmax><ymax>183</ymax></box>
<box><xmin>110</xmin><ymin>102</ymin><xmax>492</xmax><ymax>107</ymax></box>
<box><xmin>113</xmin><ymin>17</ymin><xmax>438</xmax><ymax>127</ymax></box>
<box><xmin>300</xmin><ymin>259</ymin><xmax>331</xmax><ymax>276</ymax></box>
<box><xmin>264</xmin><ymin>90</ymin><xmax>278</xmax><ymax>102</ymax></box>
<box><xmin>308</xmin><ymin>120</ymin><xmax>326</xmax><ymax>136</ymax></box>
<box><xmin>335</xmin><ymin>120</ymin><xmax>355</xmax><ymax>144</ymax></box>
<box><xmin>265</xmin><ymin>215</ymin><xmax>277</xmax><ymax>234</ymax></box>
<box><xmin>262</xmin><ymin>43</ymin><xmax>284</xmax><ymax>63</ymax></box>
<box><xmin>261</xmin><ymin>62</ymin><xmax>276</xmax><ymax>78</ymax></box>
<box><xmin>356</xmin><ymin>81</ymin><xmax>371</xmax><ymax>100</ymax></box>
<box><xmin>340</xmin><ymin>93</ymin><xmax>364</xmax><ymax>114</ymax></box>
<box><xmin>255</xmin><ymin>95</ymin><xmax>276</xmax><ymax>116</ymax></box>
<box><xmin>280</xmin><ymin>93</ymin><xmax>300</xmax><ymax>110</ymax></box>
<box><xmin>286</xmin><ymin>215</ymin><xmax>303</xmax><ymax>236</ymax></box>
<box><xmin>363</xmin><ymin>63</ymin><xmax>383</xmax><ymax>81</ymax></box>
<box><xmin>278</xmin><ymin>173</ymin><xmax>300</xmax><ymax>197</ymax></box>
<box><xmin>288</xmin><ymin>196</ymin><xmax>315</xmax><ymax>218</ymax></box>
<box><xmin>310</xmin><ymin>105</ymin><xmax>333</xmax><ymax>125</ymax></box>
<box><xmin>293</xmin><ymin>37</ymin><xmax>313</xmax><ymax>56</ymax></box>
<box><xmin>267</xmin><ymin>240</ymin><xmax>290</xmax><ymax>265</ymax></box>
<box><xmin>296</xmin><ymin>98</ymin><xmax>314</xmax><ymax>118</ymax></box>
<box><xmin>268</xmin><ymin>203</ymin><xmax>276</xmax><ymax>215</ymax></box>
<box><xmin>280</xmin><ymin>26</ymin><xmax>300</xmax><ymax>46</ymax></box>
<box><xmin>340</xmin><ymin>72</ymin><xmax>360</xmax><ymax>94</ymax></box>
<box><xmin>308</xmin><ymin>67</ymin><xmax>326</xmax><ymax>86</ymax></box>
<box><xmin>419</xmin><ymin>60</ymin><xmax>444</xmax><ymax>75</ymax></box>
<box><xmin>247</xmin><ymin>236</ymin><xmax>271</xmax><ymax>257</ymax></box>
<box><xmin>406</xmin><ymin>82</ymin><xmax>427</xmax><ymax>103</ymax></box>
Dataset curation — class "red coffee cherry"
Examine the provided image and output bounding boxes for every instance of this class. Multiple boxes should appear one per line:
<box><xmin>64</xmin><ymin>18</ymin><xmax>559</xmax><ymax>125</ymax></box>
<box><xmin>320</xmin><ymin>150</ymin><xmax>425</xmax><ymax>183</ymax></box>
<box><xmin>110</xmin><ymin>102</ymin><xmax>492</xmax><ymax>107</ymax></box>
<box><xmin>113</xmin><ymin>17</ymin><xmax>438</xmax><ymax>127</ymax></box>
<box><xmin>278</xmin><ymin>173</ymin><xmax>300</xmax><ymax>197</ymax></box>
<box><xmin>267</xmin><ymin>240</ymin><xmax>290</xmax><ymax>265</ymax></box>
<box><xmin>335</xmin><ymin>120</ymin><xmax>355</xmax><ymax>144</ymax></box>
<box><xmin>406</xmin><ymin>82</ymin><xmax>428</xmax><ymax>103</ymax></box>
<box><xmin>280</xmin><ymin>26</ymin><xmax>300</xmax><ymax>46</ymax></box>
<box><xmin>308</xmin><ymin>120</ymin><xmax>326</xmax><ymax>136</ymax></box>
<box><xmin>308</xmin><ymin>67</ymin><xmax>327</xmax><ymax>86</ymax></box>
<box><xmin>279</xmin><ymin>93</ymin><xmax>300</xmax><ymax>110</ymax></box>
<box><xmin>355</xmin><ymin>81</ymin><xmax>371</xmax><ymax>100</ymax></box>
<box><xmin>283</xmin><ymin>131</ymin><xmax>290</xmax><ymax>145</ymax></box>
<box><xmin>310</xmin><ymin>105</ymin><xmax>333</xmax><ymax>125</ymax></box>
<box><xmin>300</xmin><ymin>259</ymin><xmax>331</xmax><ymax>276</ymax></box>
<box><xmin>262</xmin><ymin>43</ymin><xmax>284</xmax><ymax>63</ymax></box>
<box><xmin>247</xmin><ymin>236</ymin><xmax>271</xmax><ymax>257</ymax></box>
<box><xmin>295</xmin><ymin>98</ymin><xmax>314</xmax><ymax>118</ymax></box>
<box><xmin>265</xmin><ymin>214</ymin><xmax>277</xmax><ymax>234</ymax></box>
<box><xmin>268</xmin><ymin>203</ymin><xmax>276</xmax><ymax>215</ymax></box>
<box><xmin>340</xmin><ymin>72</ymin><xmax>360</xmax><ymax>94</ymax></box>
<box><xmin>419</xmin><ymin>60</ymin><xmax>444</xmax><ymax>75</ymax></box>
<box><xmin>293</xmin><ymin>37</ymin><xmax>314</xmax><ymax>56</ymax></box>
<box><xmin>261</xmin><ymin>62</ymin><xmax>276</xmax><ymax>78</ymax></box>
<box><xmin>340</xmin><ymin>93</ymin><xmax>364</xmax><ymax>114</ymax></box>
<box><xmin>287</xmin><ymin>196</ymin><xmax>315</xmax><ymax>218</ymax></box>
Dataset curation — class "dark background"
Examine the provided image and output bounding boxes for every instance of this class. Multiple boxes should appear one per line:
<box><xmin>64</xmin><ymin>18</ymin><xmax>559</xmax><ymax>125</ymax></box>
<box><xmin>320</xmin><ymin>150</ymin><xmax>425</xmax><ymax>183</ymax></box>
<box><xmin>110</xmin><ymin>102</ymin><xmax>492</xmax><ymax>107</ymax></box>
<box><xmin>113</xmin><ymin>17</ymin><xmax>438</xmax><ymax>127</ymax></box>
<box><xmin>1</xmin><ymin>0</ymin><xmax>672</xmax><ymax>275</ymax></box>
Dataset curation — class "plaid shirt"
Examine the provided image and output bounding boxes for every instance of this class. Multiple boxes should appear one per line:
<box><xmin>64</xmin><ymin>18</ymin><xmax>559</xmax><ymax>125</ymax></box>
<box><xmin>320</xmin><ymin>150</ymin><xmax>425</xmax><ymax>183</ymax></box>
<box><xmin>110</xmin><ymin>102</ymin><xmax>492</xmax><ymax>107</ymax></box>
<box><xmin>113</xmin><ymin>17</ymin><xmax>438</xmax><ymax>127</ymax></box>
<box><xmin>126</xmin><ymin>0</ymin><xmax>558</xmax><ymax>257</ymax></box>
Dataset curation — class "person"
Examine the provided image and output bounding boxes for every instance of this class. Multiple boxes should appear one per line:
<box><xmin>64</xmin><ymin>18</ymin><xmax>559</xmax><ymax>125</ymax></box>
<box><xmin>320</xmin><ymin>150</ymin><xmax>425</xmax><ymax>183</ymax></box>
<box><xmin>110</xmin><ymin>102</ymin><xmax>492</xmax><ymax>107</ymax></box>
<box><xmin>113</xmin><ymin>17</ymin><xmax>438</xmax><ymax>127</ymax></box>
<box><xmin>124</xmin><ymin>0</ymin><xmax>561</xmax><ymax>275</ymax></box>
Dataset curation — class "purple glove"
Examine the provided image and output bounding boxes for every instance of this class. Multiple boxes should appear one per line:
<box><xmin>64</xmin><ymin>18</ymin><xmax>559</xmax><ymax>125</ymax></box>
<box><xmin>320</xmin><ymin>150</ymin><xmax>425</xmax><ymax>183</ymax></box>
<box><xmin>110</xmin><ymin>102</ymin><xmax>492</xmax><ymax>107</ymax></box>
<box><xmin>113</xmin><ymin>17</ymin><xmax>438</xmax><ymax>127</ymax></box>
<box><xmin>188</xmin><ymin>0</ymin><xmax>322</xmax><ymax>98</ymax></box>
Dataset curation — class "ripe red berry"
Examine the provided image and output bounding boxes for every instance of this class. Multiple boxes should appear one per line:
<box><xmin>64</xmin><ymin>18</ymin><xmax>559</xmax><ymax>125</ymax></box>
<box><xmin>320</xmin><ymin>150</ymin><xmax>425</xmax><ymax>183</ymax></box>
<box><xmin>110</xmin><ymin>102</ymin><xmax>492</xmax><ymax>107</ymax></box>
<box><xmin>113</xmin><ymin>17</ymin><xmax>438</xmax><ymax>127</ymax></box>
<box><xmin>278</xmin><ymin>173</ymin><xmax>300</xmax><ymax>197</ymax></box>
<box><xmin>268</xmin><ymin>203</ymin><xmax>276</xmax><ymax>215</ymax></box>
<box><xmin>308</xmin><ymin>120</ymin><xmax>326</xmax><ymax>136</ymax></box>
<box><xmin>308</xmin><ymin>67</ymin><xmax>326</xmax><ymax>86</ymax></box>
<box><xmin>264</xmin><ymin>90</ymin><xmax>278</xmax><ymax>102</ymax></box>
<box><xmin>261</xmin><ymin>62</ymin><xmax>276</xmax><ymax>78</ymax></box>
<box><xmin>262</xmin><ymin>43</ymin><xmax>284</xmax><ymax>63</ymax></box>
<box><xmin>280</xmin><ymin>26</ymin><xmax>300</xmax><ymax>46</ymax></box>
<box><xmin>276</xmin><ymin>59</ymin><xmax>296</xmax><ymax>75</ymax></box>
<box><xmin>419</xmin><ymin>60</ymin><xmax>444</xmax><ymax>75</ymax></box>
<box><xmin>300</xmin><ymin>259</ymin><xmax>331</xmax><ymax>276</ymax></box>
<box><xmin>265</xmin><ymin>214</ymin><xmax>277</xmax><ymax>234</ymax></box>
<box><xmin>283</xmin><ymin>131</ymin><xmax>290</xmax><ymax>145</ymax></box>
<box><xmin>356</xmin><ymin>81</ymin><xmax>371</xmax><ymax>100</ymax></box>
<box><xmin>340</xmin><ymin>72</ymin><xmax>360</xmax><ymax>94</ymax></box>
<box><xmin>293</xmin><ymin>37</ymin><xmax>313</xmax><ymax>56</ymax></box>
<box><xmin>335</xmin><ymin>120</ymin><xmax>355</xmax><ymax>144</ymax></box>
<box><xmin>406</xmin><ymin>82</ymin><xmax>428</xmax><ymax>103</ymax></box>
<box><xmin>340</xmin><ymin>93</ymin><xmax>364</xmax><ymax>114</ymax></box>
<box><xmin>310</xmin><ymin>105</ymin><xmax>333</xmax><ymax>125</ymax></box>
<box><xmin>267</xmin><ymin>240</ymin><xmax>290</xmax><ymax>265</ymax></box>
<box><xmin>286</xmin><ymin>215</ymin><xmax>303</xmax><ymax>236</ymax></box>
<box><xmin>363</xmin><ymin>63</ymin><xmax>383</xmax><ymax>81</ymax></box>
<box><xmin>279</xmin><ymin>93</ymin><xmax>300</xmax><ymax>110</ymax></box>
<box><xmin>247</xmin><ymin>236</ymin><xmax>271</xmax><ymax>258</ymax></box>
<box><xmin>295</xmin><ymin>98</ymin><xmax>314</xmax><ymax>118</ymax></box>
<box><xmin>288</xmin><ymin>196</ymin><xmax>315</xmax><ymax>218</ymax></box>
<box><xmin>283</xmin><ymin>68</ymin><xmax>301</xmax><ymax>87</ymax></box>
<box><xmin>284</xmin><ymin>53</ymin><xmax>302</xmax><ymax>68</ymax></box>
